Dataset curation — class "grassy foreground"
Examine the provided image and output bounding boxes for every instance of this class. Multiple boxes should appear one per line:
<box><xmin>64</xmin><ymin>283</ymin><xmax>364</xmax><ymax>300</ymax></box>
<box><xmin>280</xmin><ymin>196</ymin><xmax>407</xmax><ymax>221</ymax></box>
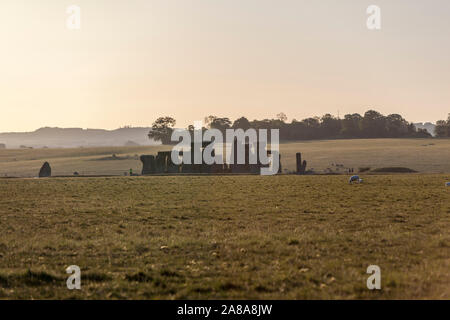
<box><xmin>0</xmin><ymin>175</ymin><xmax>449</xmax><ymax>299</ymax></box>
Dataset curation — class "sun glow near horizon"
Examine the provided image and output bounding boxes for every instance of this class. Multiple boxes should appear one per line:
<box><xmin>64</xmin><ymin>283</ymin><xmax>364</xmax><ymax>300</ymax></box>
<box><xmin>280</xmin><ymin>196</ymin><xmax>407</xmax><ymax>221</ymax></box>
<box><xmin>1</xmin><ymin>0</ymin><xmax>449</xmax><ymax>132</ymax></box>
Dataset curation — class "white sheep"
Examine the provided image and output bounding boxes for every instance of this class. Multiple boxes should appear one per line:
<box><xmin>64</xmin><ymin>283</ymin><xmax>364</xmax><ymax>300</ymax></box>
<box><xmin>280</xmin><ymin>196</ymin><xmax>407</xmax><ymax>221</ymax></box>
<box><xmin>349</xmin><ymin>175</ymin><xmax>360</xmax><ymax>184</ymax></box>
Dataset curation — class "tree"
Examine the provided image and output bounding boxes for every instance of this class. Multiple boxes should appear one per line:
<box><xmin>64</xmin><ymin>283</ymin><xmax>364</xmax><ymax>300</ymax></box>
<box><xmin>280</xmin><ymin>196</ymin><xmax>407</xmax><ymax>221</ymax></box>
<box><xmin>301</xmin><ymin>117</ymin><xmax>321</xmax><ymax>140</ymax></box>
<box><xmin>232</xmin><ymin>117</ymin><xmax>251</xmax><ymax>130</ymax></box>
<box><xmin>276</xmin><ymin>112</ymin><xmax>288</xmax><ymax>123</ymax></box>
<box><xmin>320</xmin><ymin>114</ymin><xmax>341</xmax><ymax>138</ymax></box>
<box><xmin>385</xmin><ymin>114</ymin><xmax>408</xmax><ymax>137</ymax></box>
<box><xmin>435</xmin><ymin>114</ymin><xmax>450</xmax><ymax>137</ymax></box>
<box><xmin>361</xmin><ymin>110</ymin><xmax>386</xmax><ymax>138</ymax></box>
<box><xmin>204</xmin><ymin>116</ymin><xmax>232</xmax><ymax>133</ymax></box>
<box><xmin>286</xmin><ymin>120</ymin><xmax>306</xmax><ymax>140</ymax></box>
<box><xmin>148</xmin><ymin>116</ymin><xmax>177</xmax><ymax>145</ymax></box>
<box><xmin>146</xmin><ymin>110</ymin><xmax>439</xmax><ymax>143</ymax></box>
<box><xmin>341</xmin><ymin>113</ymin><xmax>363</xmax><ymax>138</ymax></box>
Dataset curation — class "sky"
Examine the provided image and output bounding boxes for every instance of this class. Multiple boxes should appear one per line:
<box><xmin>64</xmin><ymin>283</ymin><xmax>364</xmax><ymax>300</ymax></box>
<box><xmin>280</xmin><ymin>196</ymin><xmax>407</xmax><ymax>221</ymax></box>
<box><xmin>0</xmin><ymin>0</ymin><xmax>449</xmax><ymax>132</ymax></box>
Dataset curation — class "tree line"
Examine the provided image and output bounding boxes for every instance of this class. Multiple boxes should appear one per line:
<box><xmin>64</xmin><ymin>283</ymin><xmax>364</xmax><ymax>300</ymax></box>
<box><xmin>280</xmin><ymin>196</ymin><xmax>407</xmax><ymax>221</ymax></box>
<box><xmin>435</xmin><ymin>114</ymin><xmax>450</xmax><ymax>138</ymax></box>
<box><xmin>148</xmin><ymin>110</ymin><xmax>440</xmax><ymax>144</ymax></box>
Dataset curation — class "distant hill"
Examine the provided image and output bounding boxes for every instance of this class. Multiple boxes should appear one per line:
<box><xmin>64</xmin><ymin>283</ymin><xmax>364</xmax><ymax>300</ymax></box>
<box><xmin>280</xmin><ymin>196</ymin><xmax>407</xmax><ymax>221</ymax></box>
<box><xmin>0</xmin><ymin>127</ymin><xmax>158</xmax><ymax>149</ymax></box>
<box><xmin>414</xmin><ymin>123</ymin><xmax>436</xmax><ymax>136</ymax></box>
<box><xmin>0</xmin><ymin>122</ymin><xmax>438</xmax><ymax>149</ymax></box>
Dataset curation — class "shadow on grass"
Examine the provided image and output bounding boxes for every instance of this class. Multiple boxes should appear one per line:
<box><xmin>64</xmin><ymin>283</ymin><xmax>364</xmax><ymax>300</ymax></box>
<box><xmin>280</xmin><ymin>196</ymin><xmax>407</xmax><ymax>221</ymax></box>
<box><xmin>0</xmin><ymin>270</ymin><xmax>112</xmax><ymax>288</ymax></box>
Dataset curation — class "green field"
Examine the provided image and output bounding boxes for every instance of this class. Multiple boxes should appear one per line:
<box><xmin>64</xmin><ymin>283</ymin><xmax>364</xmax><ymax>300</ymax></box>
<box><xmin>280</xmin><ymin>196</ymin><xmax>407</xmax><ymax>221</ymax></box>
<box><xmin>0</xmin><ymin>175</ymin><xmax>449</xmax><ymax>299</ymax></box>
<box><xmin>1</xmin><ymin>139</ymin><xmax>450</xmax><ymax>177</ymax></box>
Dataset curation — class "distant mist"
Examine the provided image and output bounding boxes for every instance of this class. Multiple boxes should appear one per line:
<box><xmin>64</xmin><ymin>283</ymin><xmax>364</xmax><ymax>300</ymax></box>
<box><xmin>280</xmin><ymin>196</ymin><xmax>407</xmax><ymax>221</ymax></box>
<box><xmin>0</xmin><ymin>127</ymin><xmax>158</xmax><ymax>149</ymax></box>
<box><xmin>413</xmin><ymin>123</ymin><xmax>436</xmax><ymax>136</ymax></box>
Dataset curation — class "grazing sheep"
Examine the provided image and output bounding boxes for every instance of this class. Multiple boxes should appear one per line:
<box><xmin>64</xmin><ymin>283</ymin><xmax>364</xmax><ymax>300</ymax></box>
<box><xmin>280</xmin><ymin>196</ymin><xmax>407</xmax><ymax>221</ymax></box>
<box><xmin>349</xmin><ymin>175</ymin><xmax>360</xmax><ymax>184</ymax></box>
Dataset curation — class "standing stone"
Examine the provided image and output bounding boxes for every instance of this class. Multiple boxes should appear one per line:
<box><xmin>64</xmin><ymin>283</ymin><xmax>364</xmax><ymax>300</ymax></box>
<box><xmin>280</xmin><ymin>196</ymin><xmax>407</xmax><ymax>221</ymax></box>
<box><xmin>154</xmin><ymin>154</ymin><xmax>165</xmax><ymax>173</ymax></box>
<box><xmin>191</xmin><ymin>143</ymin><xmax>202</xmax><ymax>173</ymax></box>
<box><xmin>260</xmin><ymin>150</ymin><xmax>271</xmax><ymax>171</ymax></box>
<box><xmin>38</xmin><ymin>162</ymin><xmax>51</xmax><ymax>178</ymax></box>
<box><xmin>140</xmin><ymin>155</ymin><xmax>156</xmax><ymax>175</ymax></box>
<box><xmin>249</xmin><ymin>141</ymin><xmax>260</xmax><ymax>174</ymax></box>
<box><xmin>296</xmin><ymin>153</ymin><xmax>302</xmax><ymax>173</ymax></box>
<box><xmin>278</xmin><ymin>154</ymin><xmax>282</xmax><ymax>174</ymax></box>
<box><xmin>296</xmin><ymin>153</ymin><xmax>307</xmax><ymax>174</ymax></box>
<box><xmin>167</xmin><ymin>156</ymin><xmax>180</xmax><ymax>173</ymax></box>
<box><xmin>181</xmin><ymin>163</ymin><xmax>193</xmax><ymax>173</ymax></box>
<box><xmin>231</xmin><ymin>138</ymin><xmax>248</xmax><ymax>173</ymax></box>
<box><xmin>179</xmin><ymin>150</ymin><xmax>192</xmax><ymax>173</ymax></box>
<box><xmin>211</xmin><ymin>163</ymin><xmax>224</xmax><ymax>174</ymax></box>
<box><xmin>243</xmin><ymin>143</ymin><xmax>251</xmax><ymax>173</ymax></box>
<box><xmin>156</xmin><ymin>151</ymin><xmax>171</xmax><ymax>173</ymax></box>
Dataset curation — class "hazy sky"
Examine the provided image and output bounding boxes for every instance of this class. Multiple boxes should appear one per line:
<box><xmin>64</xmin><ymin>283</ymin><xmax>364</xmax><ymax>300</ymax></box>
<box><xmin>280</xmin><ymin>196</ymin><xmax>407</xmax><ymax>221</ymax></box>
<box><xmin>1</xmin><ymin>0</ymin><xmax>449</xmax><ymax>131</ymax></box>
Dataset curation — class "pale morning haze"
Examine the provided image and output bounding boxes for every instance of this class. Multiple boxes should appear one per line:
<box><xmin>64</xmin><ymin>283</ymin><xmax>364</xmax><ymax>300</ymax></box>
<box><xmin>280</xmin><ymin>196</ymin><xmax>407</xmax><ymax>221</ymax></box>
<box><xmin>0</xmin><ymin>0</ymin><xmax>449</xmax><ymax>132</ymax></box>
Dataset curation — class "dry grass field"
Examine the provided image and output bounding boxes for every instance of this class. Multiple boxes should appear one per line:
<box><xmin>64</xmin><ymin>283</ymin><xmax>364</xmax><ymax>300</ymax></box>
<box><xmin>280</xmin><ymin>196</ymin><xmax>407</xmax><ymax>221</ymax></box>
<box><xmin>0</xmin><ymin>175</ymin><xmax>449</xmax><ymax>299</ymax></box>
<box><xmin>1</xmin><ymin>139</ymin><xmax>450</xmax><ymax>177</ymax></box>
